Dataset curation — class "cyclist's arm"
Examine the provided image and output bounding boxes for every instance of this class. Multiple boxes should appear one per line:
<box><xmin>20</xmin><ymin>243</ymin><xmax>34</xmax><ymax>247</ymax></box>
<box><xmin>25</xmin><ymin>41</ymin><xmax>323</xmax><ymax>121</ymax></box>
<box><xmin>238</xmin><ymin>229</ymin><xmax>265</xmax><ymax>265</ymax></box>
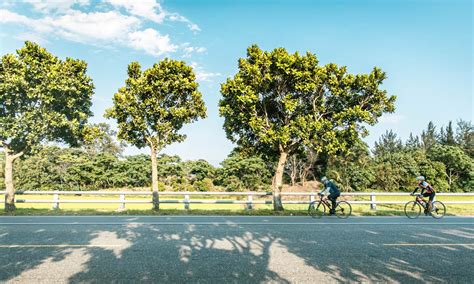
<box><xmin>411</xmin><ymin>187</ymin><xmax>419</xmax><ymax>195</ymax></box>
<box><xmin>319</xmin><ymin>187</ymin><xmax>330</xmax><ymax>195</ymax></box>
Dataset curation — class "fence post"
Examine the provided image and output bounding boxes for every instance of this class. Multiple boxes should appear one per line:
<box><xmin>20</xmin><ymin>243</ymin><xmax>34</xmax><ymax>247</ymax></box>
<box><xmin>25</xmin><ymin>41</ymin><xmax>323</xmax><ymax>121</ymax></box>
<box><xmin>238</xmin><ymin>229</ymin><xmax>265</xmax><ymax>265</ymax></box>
<box><xmin>246</xmin><ymin>194</ymin><xmax>253</xmax><ymax>210</ymax></box>
<box><xmin>118</xmin><ymin>194</ymin><xmax>126</xmax><ymax>211</ymax></box>
<box><xmin>184</xmin><ymin>194</ymin><xmax>190</xmax><ymax>210</ymax></box>
<box><xmin>309</xmin><ymin>193</ymin><xmax>315</xmax><ymax>209</ymax></box>
<box><xmin>152</xmin><ymin>191</ymin><xmax>159</xmax><ymax>210</ymax></box>
<box><xmin>370</xmin><ymin>193</ymin><xmax>376</xmax><ymax>210</ymax></box>
<box><xmin>52</xmin><ymin>193</ymin><xmax>59</xmax><ymax>210</ymax></box>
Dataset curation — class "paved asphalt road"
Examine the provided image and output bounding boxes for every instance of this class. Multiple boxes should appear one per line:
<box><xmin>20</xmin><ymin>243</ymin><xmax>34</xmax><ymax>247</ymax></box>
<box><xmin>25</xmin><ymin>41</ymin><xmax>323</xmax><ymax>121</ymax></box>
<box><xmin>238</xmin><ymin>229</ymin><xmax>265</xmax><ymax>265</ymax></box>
<box><xmin>0</xmin><ymin>216</ymin><xmax>473</xmax><ymax>283</ymax></box>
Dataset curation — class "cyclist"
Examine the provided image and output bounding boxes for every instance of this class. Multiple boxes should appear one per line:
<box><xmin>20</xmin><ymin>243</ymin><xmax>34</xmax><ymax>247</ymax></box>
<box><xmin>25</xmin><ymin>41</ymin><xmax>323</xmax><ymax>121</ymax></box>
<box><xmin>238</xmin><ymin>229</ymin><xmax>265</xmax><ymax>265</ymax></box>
<box><xmin>411</xmin><ymin>176</ymin><xmax>436</xmax><ymax>214</ymax></box>
<box><xmin>318</xmin><ymin>176</ymin><xmax>341</xmax><ymax>215</ymax></box>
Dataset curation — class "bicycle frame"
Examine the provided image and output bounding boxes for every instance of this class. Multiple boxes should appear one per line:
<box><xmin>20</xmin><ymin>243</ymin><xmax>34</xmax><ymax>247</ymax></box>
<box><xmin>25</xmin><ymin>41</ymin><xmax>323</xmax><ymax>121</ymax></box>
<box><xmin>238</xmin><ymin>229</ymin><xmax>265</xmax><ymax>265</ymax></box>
<box><xmin>414</xmin><ymin>195</ymin><xmax>429</xmax><ymax>209</ymax></box>
<box><xmin>314</xmin><ymin>194</ymin><xmax>332</xmax><ymax>209</ymax></box>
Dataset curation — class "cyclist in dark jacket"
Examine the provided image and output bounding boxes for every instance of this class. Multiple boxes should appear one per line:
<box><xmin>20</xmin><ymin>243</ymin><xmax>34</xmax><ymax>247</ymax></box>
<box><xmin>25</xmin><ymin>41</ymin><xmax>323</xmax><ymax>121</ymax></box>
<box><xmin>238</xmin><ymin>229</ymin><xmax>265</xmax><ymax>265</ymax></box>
<box><xmin>319</xmin><ymin>177</ymin><xmax>341</xmax><ymax>215</ymax></box>
<box><xmin>411</xmin><ymin>176</ymin><xmax>436</xmax><ymax>214</ymax></box>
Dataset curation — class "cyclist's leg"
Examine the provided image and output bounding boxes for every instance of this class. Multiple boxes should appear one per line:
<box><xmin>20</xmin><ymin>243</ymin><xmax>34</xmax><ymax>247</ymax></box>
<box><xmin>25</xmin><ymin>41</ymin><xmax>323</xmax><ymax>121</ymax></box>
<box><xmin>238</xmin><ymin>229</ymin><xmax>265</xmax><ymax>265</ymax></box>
<box><xmin>328</xmin><ymin>194</ymin><xmax>338</xmax><ymax>214</ymax></box>
<box><xmin>422</xmin><ymin>193</ymin><xmax>431</xmax><ymax>214</ymax></box>
<box><xmin>428</xmin><ymin>192</ymin><xmax>435</xmax><ymax>211</ymax></box>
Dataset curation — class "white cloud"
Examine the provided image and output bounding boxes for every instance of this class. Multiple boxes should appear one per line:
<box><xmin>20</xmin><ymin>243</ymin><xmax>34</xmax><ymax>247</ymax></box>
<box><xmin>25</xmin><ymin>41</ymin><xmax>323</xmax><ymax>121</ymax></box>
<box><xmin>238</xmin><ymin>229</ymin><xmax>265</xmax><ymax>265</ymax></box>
<box><xmin>1</xmin><ymin>9</ymin><xmax>139</xmax><ymax>41</ymax></box>
<box><xmin>195</xmin><ymin>47</ymin><xmax>206</xmax><ymax>53</ymax></box>
<box><xmin>0</xmin><ymin>9</ymin><xmax>32</xmax><ymax>25</ymax></box>
<box><xmin>190</xmin><ymin>62</ymin><xmax>221</xmax><ymax>82</ymax></box>
<box><xmin>128</xmin><ymin>28</ymin><xmax>177</xmax><ymax>56</ymax></box>
<box><xmin>1</xmin><ymin>0</ymin><xmax>202</xmax><ymax>57</ymax></box>
<box><xmin>379</xmin><ymin>114</ymin><xmax>405</xmax><ymax>124</ymax></box>
<box><xmin>0</xmin><ymin>9</ymin><xmax>176</xmax><ymax>56</ymax></box>
<box><xmin>15</xmin><ymin>32</ymin><xmax>49</xmax><ymax>44</ymax></box>
<box><xmin>24</xmin><ymin>0</ymin><xmax>90</xmax><ymax>14</ymax></box>
<box><xmin>182</xmin><ymin>45</ymin><xmax>207</xmax><ymax>57</ymax></box>
<box><xmin>105</xmin><ymin>0</ymin><xmax>166</xmax><ymax>23</ymax></box>
<box><xmin>168</xmin><ymin>13</ymin><xmax>201</xmax><ymax>32</ymax></box>
<box><xmin>106</xmin><ymin>0</ymin><xmax>200</xmax><ymax>32</ymax></box>
<box><xmin>50</xmin><ymin>11</ymin><xmax>139</xmax><ymax>43</ymax></box>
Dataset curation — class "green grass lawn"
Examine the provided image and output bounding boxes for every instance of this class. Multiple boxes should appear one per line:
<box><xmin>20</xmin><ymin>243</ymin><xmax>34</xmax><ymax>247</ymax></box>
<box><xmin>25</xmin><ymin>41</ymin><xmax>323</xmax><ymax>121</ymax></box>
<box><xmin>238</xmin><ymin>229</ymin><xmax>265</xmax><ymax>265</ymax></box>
<box><xmin>0</xmin><ymin>193</ymin><xmax>472</xmax><ymax>216</ymax></box>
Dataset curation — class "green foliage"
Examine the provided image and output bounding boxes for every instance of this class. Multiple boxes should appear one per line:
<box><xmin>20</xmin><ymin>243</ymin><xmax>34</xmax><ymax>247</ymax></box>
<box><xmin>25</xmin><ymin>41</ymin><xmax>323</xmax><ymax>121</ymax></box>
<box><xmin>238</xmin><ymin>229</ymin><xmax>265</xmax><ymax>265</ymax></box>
<box><xmin>14</xmin><ymin>146</ymin><xmax>63</xmax><ymax>190</ymax></box>
<box><xmin>4</xmin><ymin>119</ymin><xmax>472</xmax><ymax>193</ymax></box>
<box><xmin>421</xmin><ymin>121</ymin><xmax>437</xmax><ymax>150</ymax></box>
<box><xmin>455</xmin><ymin>120</ymin><xmax>474</xmax><ymax>157</ymax></box>
<box><xmin>0</xmin><ymin>41</ymin><xmax>94</xmax><ymax>153</ymax></box>
<box><xmin>219</xmin><ymin>45</ymin><xmax>395</xmax><ymax>157</ymax></box>
<box><xmin>327</xmin><ymin>139</ymin><xmax>374</xmax><ymax>191</ymax></box>
<box><xmin>439</xmin><ymin>121</ymin><xmax>456</xmax><ymax>146</ymax></box>
<box><xmin>185</xmin><ymin>159</ymin><xmax>216</xmax><ymax>181</ymax></box>
<box><xmin>105</xmin><ymin>59</ymin><xmax>206</xmax><ymax>151</ymax></box>
<box><xmin>193</xmin><ymin>178</ymin><xmax>214</xmax><ymax>192</ymax></box>
<box><xmin>373</xmin><ymin>130</ymin><xmax>403</xmax><ymax>156</ymax></box>
<box><xmin>216</xmin><ymin>152</ymin><xmax>272</xmax><ymax>191</ymax></box>
<box><xmin>428</xmin><ymin>144</ymin><xmax>473</xmax><ymax>191</ymax></box>
<box><xmin>114</xmin><ymin>154</ymin><xmax>151</xmax><ymax>187</ymax></box>
<box><xmin>405</xmin><ymin>133</ymin><xmax>421</xmax><ymax>150</ymax></box>
<box><xmin>82</xmin><ymin>123</ymin><xmax>124</xmax><ymax>157</ymax></box>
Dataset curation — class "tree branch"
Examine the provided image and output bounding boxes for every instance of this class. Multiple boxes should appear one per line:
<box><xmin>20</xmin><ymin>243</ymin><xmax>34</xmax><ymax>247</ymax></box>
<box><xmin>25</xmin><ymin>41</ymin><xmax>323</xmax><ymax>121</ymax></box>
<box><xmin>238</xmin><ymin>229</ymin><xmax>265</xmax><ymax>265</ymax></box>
<box><xmin>11</xmin><ymin>151</ymin><xmax>24</xmax><ymax>161</ymax></box>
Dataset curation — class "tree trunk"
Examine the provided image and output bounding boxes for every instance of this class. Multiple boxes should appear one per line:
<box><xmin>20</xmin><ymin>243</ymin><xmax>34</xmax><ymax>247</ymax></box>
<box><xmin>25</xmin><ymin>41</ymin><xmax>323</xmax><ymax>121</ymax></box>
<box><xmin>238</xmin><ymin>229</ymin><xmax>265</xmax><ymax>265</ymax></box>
<box><xmin>3</xmin><ymin>147</ymin><xmax>23</xmax><ymax>212</ymax></box>
<box><xmin>272</xmin><ymin>151</ymin><xmax>288</xmax><ymax>211</ymax></box>
<box><xmin>4</xmin><ymin>153</ymin><xmax>15</xmax><ymax>211</ymax></box>
<box><xmin>150</xmin><ymin>146</ymin><xmax>160</xmax><ymax>210</ymax></box>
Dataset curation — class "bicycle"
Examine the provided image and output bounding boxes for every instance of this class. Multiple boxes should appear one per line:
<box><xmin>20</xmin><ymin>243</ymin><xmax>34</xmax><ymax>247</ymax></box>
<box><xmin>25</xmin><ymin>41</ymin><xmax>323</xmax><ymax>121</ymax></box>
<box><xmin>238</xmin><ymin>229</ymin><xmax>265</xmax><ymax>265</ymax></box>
<box><xmin>404</xmin><ymin>194</ymin><xmax>446</xmax><ymax>219</ymax></box>
<box><xmin>308</xmin><ymin>194</ymin><xmax>352</xmax><ymax>219</ymax></box>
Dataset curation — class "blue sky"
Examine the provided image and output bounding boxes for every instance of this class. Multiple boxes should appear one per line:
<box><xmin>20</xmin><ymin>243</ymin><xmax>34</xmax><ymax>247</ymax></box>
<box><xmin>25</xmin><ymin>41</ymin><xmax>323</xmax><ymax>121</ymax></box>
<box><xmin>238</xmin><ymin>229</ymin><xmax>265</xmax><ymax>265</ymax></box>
<box><xmin>0</xmin><ymin>0</ymin><xmax>472</xmax><ymax>165</ymax></box>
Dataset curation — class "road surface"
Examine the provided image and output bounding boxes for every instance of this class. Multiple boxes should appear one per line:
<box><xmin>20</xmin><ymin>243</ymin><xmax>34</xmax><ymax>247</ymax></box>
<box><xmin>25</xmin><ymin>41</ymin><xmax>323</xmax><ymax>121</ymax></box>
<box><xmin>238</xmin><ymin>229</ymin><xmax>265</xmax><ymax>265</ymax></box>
<box><xmin>0</xmin><ymin>216</ymin><xmax>473</xmax><ymax>283</ymax></box>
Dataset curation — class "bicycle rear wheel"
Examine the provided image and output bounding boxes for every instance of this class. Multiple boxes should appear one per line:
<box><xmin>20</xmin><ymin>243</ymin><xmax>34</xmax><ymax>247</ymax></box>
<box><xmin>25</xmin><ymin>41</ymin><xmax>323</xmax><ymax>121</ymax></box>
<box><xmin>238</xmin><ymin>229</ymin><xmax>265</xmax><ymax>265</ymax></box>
<box><xmin>430</xmin><ymin>201</ymin><xmax>446</xmax><ymax>219</ymax></box>
<box><xmin>404</xmin><ymin>201</ymin><xmax>422</xmax><ymax>219</ymax></box>
<box><xmin>335</xmin><ymin>201</ymin><xmax>352</xmax><ymax>219</ymax></box>
<box><xmin>308</xmin><ymin>202</ymin><xmax>325</xmax><ymax>218</ymax></box>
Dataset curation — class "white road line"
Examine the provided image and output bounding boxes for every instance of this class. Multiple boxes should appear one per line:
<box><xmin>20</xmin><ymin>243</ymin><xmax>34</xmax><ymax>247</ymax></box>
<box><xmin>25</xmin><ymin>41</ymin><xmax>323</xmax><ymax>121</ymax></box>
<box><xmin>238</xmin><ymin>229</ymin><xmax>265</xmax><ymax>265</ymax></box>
<box><xmin>0</xmin><ymin>244</ymin><xmax>122</xmax><ymax>248</ymax></box>
<box><xmin>384</xmin><ymin>243</ymin><xmax>474</xmax><ymax>247</ymax></box>
<box><xmin>0</xmin><ymin>222</ymin><xmax>473</xmax><ymax>225</ymax></box>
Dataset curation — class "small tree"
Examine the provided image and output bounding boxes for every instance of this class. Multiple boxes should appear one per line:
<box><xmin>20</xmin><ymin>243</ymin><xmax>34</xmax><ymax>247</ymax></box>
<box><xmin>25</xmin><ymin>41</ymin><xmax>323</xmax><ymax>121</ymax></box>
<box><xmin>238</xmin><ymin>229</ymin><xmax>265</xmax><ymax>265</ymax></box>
<box><xmin>106</xmin><ymin>59</ymin><xmax>206</xmax><ymax>209</ymax></box>
<box><xmin>0</xmin><ymin>41</ymin><xmax>94</xmax><ymax>210</ymax></box>
<box><xmin>455</xmin><ymin>120</ymin><xmax>473</xmax><ymax>158</ymax></box>
<box><xmin>82</xmin><ymin>122</ymin><xmax>125</xmax><ymax>157</ymax></box>
<box><xmin>421</xmin><ymin>121</ymin><xmax>437</xmax><ymax>150</ymax></box>
<box><xmin>220</xmin><ymin>45</ymin><xmax>395</xmax><ymax>210</ymax></box>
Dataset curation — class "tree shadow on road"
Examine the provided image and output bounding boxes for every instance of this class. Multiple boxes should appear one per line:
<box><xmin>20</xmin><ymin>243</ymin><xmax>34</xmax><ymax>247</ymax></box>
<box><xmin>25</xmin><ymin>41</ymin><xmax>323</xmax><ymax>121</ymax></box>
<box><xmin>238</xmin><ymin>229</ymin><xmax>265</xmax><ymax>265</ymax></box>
<box><xmin>1</xmin><ymin>218</ymin><xmax>473</xmax><ymax>282</ymax></box>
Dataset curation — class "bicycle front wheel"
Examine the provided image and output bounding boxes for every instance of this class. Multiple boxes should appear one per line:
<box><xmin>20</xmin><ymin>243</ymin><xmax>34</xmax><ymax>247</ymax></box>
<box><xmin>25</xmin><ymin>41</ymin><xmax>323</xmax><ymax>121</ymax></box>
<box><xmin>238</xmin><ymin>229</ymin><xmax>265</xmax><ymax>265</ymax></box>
<box><xmin>430</xmin><ymin>201</ymin><xmax>446</xmax><ymax>219</ymax></box>
<box><xmin>335</xmin><ymin>201</ymin><xmax>352</xmax><ymax>219</ymax></box>
<box><xmin>308</xmin><ymin>201</ymin><xmax>325</xmax><ymax>218</ymax></box>
<box><xmin>404</xmin><ymin>201</ymin><xmax>422</xmax><ymax>219</ymax></box>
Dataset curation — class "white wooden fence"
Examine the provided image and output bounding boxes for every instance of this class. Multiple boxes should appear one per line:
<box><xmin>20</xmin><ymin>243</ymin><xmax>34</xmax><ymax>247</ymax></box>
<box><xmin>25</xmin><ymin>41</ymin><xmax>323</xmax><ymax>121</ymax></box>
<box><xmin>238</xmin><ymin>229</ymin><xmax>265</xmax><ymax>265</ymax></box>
<box><xmin>0</xmin><ymin>191</ymin><xmax>473</xmax><ymax>211</ymax></box>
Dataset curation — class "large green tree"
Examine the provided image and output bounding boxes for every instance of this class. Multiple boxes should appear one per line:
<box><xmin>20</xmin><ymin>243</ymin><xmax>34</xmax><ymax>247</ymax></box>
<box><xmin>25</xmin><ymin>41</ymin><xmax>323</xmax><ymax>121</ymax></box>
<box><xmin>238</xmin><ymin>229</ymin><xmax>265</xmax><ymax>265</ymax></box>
<box><xmin>220</xmin><ymin>45</ymin><xmax>395</xmax><ymax>210</ymax></box>
<box><xmin>106</xmin><ymin>59</ymin><xmax>206</xmax><ymax>209</ymax></box>
<box><xmin>0</xmin><ymin>42</ymin><xmax>94</xmax><ymax>210</ymax></box>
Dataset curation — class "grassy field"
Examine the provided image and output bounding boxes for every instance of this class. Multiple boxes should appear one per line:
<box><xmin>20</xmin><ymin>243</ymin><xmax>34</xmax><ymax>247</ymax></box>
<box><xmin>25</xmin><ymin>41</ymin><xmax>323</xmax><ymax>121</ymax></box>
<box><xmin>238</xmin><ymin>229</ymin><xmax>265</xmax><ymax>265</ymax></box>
<box><xmin>0</xmin><ymin>193</ymin><xmax>472</xmax><ymax>216</ymax></box>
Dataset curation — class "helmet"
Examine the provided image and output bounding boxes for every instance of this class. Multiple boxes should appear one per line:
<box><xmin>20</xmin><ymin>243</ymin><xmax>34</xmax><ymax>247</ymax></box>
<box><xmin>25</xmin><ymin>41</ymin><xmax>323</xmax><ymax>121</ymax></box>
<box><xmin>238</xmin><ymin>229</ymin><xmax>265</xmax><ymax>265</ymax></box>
<box><xmin>321</xmin><ymin>176</ymin><xmax>329</xmax><ymax>183</ymax></box>
<box><xmin>416</xmin><ymin>176</ymin><xmax>425</xmax><ymax>181</ymax></box>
